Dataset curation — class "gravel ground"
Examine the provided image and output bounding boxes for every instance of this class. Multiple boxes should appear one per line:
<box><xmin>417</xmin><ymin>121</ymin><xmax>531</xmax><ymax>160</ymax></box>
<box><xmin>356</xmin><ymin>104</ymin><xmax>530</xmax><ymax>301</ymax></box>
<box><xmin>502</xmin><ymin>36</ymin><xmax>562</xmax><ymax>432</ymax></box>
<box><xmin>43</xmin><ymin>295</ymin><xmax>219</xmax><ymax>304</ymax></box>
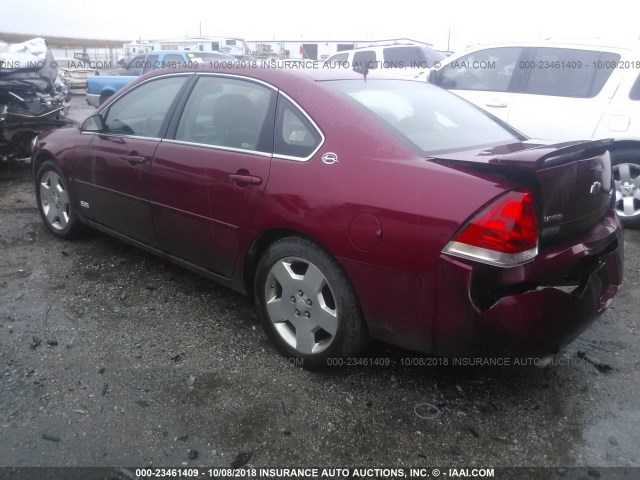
<box><xmin>0</xmin><ymin>96</ymin><xmax>639</xmax><ymax>476</ymax></box>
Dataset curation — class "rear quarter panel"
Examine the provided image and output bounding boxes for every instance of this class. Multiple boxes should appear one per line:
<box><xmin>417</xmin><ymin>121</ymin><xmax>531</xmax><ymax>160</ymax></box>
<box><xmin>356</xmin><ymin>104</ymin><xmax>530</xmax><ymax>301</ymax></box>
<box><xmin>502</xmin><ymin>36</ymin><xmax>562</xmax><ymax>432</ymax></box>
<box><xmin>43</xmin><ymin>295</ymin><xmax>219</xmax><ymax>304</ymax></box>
<box><xmin>250</xmin><ymin>78</ymin><xmax>515</xmax><ymax>275</ymax></box>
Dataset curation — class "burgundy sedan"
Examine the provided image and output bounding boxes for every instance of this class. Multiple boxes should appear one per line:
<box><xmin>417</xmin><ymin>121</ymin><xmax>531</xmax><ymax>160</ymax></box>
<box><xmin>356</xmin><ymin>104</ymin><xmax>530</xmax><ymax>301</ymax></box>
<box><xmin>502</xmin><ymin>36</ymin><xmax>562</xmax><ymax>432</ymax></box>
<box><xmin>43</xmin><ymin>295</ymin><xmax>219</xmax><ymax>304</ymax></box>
<box><xmin>33</xmin><ymin>65</ymin><xmax>623</xmax><ymax>369</ymax></box>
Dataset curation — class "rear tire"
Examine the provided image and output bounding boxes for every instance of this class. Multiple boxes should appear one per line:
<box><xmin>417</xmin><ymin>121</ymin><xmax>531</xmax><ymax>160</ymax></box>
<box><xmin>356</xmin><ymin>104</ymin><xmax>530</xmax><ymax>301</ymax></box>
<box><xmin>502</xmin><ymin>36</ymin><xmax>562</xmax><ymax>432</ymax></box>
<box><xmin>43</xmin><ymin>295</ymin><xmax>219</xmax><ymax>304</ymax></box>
<box><xmin>611</xmin><ymin>149</ymin><xmax>640</xmax><ymax>228</ymax></box>
<box><xmin>254</xmin><ymin>237</ymin><xmax>369</xmax><ymax>370</ymax></box>
<box><xmin>35</xmin><ymin>160</ymin><xmax>83</xmax><ymax>239</ymax></box>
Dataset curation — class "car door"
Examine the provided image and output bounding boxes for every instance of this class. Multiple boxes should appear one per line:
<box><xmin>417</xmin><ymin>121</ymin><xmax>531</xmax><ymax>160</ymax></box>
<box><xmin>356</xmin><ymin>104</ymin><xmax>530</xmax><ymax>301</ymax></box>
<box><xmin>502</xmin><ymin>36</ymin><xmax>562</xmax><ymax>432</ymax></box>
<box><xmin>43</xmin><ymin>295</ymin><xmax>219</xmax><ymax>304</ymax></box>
<box><xmin>435</xmin><ymin>46</ymin><xmax>525</xmax><ymax>123</ymax></box>
<box><xmin>72</xmin><ymin>74</ymin><xmax>191</xmax><ymax>246</ymax></box>
<box><xmin>150</xmin><ymin>74</ymin><xmax>277</xmax><ymax>277</ymax></box>
<box><xmin>506</xmin><ymin>47</ymin><xmax>623</xmax><ymax>141</ymax></box>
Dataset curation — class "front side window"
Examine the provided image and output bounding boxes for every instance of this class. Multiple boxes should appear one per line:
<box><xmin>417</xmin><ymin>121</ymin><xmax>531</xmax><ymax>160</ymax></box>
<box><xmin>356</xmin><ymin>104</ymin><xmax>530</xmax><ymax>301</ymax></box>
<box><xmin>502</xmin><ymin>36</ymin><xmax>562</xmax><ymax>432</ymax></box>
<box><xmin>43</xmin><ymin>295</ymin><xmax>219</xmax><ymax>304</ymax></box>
<box><xmin>325</xmin><ymin>79</ymin><xmax>523</xmax><ymax>155</ymax></box>
<box><xmin>438</xmin><ymin>47</ymin><xmax>522</xmax><ymax>92</ymax></box>
<box><xmin>103</xmin><ymin>75</ymin><xmax>188</xmax><ymax>137</ymax></box>
<box><xmin>325</xmin><ymin>52</ymin><xmax>349</xmax><ymax>67</ymax></box>
<box><xmin>523</xmin><ymin>48</ymin><xmax>620</xmax><ymax>98</ymax></box>
<box><xmin>175</xmin><ymin>76</ymin><xmax>275</xmax><ymax>152</ymax></box>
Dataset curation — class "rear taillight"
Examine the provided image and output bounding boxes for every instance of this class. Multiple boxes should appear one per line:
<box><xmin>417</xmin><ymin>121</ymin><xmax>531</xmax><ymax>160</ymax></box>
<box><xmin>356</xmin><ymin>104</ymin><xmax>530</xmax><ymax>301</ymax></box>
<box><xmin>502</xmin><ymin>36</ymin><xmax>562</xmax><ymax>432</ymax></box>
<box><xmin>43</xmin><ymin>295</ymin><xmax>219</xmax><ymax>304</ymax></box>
<box><xmin>443</xmin><ymin>189</ymin><xmax>538</xmax><ymax>267</ymax></box>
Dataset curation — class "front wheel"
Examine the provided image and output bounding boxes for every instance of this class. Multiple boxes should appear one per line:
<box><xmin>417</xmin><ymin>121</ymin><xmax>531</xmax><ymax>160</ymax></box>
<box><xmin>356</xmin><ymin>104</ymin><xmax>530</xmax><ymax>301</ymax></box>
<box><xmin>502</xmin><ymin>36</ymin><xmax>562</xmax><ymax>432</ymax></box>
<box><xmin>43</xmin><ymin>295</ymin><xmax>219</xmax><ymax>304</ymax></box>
<box><xmin>254</xmin><ymin>237</ymin><xmax>369</xmax><ymax>370</ymax></box>
<box><xmin>35</xmin><ymin>160</ymin><xmax>83</xmax><ymax>239</ymax></box>
<box><xmin>612</xmin><ymin>149</ymin><xmax>640</xmax><ymax>228</ymax></box>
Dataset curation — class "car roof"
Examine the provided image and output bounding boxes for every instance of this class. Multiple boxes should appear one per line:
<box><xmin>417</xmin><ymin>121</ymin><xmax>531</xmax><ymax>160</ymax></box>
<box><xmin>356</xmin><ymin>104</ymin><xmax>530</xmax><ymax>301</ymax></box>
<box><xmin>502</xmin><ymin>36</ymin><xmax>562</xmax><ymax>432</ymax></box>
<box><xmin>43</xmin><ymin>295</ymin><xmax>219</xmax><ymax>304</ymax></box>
<box><xmin>453</xmin><ymin>40</ymin><xmax>639</xmax><ymax>54</ymax></box>
<box><xmin>140</xmin><ymin>63</ymin><xmax>423</xmax><ymax>84</ymax></box>
<box><xmin>330</xmin><ymin>43</ymin><xmax>436</xmax><ymax>55</ymax></box>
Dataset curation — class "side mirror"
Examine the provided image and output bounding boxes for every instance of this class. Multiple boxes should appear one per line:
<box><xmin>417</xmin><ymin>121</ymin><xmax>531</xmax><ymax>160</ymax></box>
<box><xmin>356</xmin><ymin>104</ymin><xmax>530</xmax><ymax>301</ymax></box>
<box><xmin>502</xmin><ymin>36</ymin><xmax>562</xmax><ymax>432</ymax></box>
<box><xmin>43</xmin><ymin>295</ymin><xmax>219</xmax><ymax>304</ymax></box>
<box><xmin>81</xmin><ymin>115</ymin><xmax>105</xmax><ymax>132</ymax></box>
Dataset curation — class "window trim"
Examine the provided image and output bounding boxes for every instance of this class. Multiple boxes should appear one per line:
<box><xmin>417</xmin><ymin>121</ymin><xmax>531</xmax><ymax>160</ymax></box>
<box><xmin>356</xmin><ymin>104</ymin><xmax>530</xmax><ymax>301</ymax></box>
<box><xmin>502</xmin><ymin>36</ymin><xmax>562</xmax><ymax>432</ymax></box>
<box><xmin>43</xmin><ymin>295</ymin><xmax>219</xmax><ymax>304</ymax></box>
<box><xmin>160</xmin><ymin>138</ymin><xmax>274</xmax><ymax>157</ymax></box>
<box><xmin>80</xmin><ymin>73</ymin><xmax>194</xmax><ymax>140</ymax></box>
<box><xmin>165</xmin><ymin>72</ymin><xmax>278</xmax><ymax>156</ymax></box>
<box><xmin>272</xmin><ymin>91</ymin><xmax>325</xmax><ymax>162</ymax></box>
<box><xmin>81</xmin><ymin>71</ymin><xmax>325</xmax><ymax>162</ymax></box>
<box><xmin>164</xmin><ymin>73</ymin><xmax>325</xmax><ymax>162</ymax></box>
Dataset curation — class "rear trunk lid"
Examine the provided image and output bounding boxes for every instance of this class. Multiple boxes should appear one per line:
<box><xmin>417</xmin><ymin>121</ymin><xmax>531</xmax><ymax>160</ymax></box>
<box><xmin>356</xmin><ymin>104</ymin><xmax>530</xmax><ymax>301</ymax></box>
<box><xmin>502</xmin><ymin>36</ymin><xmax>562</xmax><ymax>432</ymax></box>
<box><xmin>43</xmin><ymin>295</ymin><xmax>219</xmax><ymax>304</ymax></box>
<box><xmin>431</xmin><ymin>139</ymin><xmax>614</xmax><ymax>241</ymax></box>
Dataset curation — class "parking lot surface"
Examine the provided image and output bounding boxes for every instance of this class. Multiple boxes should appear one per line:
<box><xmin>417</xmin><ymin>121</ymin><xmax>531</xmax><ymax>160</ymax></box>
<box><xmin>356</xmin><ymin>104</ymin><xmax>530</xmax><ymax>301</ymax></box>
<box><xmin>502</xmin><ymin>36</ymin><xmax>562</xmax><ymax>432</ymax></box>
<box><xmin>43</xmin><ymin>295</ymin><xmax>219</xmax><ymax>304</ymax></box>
<box><xmin>0</xmin><ymin>96</ymin><xmax>639</xmax><ymax>473</ymax></box>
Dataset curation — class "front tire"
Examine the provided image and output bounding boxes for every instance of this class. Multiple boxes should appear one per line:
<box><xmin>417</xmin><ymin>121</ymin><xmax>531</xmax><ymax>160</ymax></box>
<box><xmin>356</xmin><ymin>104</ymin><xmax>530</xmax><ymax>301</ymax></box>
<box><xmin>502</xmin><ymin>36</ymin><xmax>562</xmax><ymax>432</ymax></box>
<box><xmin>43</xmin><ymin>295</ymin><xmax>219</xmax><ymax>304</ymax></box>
<box><xmin>254</xmin><ymin>237</ymin><xmax>369</xmax><ymax>370</ymax></box>
<box><xmin>612</xmin><ymin>149</ymin><xmax>640</xmax><ymax>228</ymax></box>
<box><xmin>35</xmin><ymin>160</ymin><xmax>82</xmax><ymax>239</ymax></box>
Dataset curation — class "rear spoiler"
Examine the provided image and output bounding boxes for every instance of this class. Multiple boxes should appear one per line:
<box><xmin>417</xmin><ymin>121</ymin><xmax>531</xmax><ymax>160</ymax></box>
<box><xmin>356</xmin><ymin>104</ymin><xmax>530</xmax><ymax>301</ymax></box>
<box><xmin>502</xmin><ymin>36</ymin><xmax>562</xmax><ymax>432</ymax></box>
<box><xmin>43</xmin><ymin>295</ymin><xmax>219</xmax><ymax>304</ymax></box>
<box><xmin>490</xmin><ymin>139</ymin><xmax>614</xmax><ymax>169</ymax></box>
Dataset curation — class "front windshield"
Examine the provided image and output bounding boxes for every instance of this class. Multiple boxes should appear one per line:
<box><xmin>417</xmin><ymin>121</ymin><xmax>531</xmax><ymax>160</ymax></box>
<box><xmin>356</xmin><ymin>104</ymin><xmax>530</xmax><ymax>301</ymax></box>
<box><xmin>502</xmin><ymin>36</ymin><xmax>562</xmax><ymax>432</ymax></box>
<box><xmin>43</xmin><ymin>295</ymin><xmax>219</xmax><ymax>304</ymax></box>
<box><xmin>323</xmin><ymin>79</ymin><xmax>524</xmax><ymax>155</ymax></box>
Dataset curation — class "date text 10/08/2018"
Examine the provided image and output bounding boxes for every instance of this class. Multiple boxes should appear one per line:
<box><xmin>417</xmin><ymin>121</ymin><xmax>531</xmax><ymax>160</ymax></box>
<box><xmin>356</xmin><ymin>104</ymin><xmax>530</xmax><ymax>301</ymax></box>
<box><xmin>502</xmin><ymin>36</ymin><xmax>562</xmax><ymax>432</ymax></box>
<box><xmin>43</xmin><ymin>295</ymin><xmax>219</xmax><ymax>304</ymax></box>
<box><xmin>135</xmin><ymin>467</ymin><xmax>496</xmax><ymax>478</ymax></box>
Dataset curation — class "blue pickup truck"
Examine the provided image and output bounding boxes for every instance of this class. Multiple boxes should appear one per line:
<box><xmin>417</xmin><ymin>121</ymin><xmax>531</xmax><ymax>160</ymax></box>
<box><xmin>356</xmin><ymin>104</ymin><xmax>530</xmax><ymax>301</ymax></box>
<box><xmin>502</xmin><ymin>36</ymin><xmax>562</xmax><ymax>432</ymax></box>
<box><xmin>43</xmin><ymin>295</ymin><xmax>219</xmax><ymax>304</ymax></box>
<box><xmin>86</xmin><ymin>50</ymin><xmax>234</xmax><ymax>107</ymax></box>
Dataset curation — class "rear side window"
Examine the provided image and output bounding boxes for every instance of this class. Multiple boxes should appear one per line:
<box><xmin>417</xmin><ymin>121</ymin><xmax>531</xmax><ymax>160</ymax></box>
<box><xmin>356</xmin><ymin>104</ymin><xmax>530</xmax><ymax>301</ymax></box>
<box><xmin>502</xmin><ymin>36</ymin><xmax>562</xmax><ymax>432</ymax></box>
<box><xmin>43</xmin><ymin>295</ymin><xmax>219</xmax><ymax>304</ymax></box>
<box><xmin>383</xmin><ymin>46</ymin><xmax>425</xmax><ymax>67</ymax></box>
<box><xmin>630</xmin><ymin>73</ymin><xmax>640</xmax><ymax>100</ymax></box>
<box><xmin>161</xmin><ymin>54</ymin><xmax>186</xmax><ymax>68</ymax></box>
<box><xmin>103</xmin><ymin>75</ymin><xmax>188</xmax><ymax>137</ymax></box>
<box><xmin>438</xmin><ymin>47</ymin><xmax>522</xmax><ymax>92</ymax></box>
<box><xmin>274</xmin><ymin>96</ymin><xmax>322</xmax><ymax>159</ymax></box>
<box><xmin>353</xmin><ymin>50</ymin><xmax>377</xmax><ymax>69</ymax></box>
<box><xmin>175</xmin><ymin>76</ymin><xmax>275</xmax><ymax>152</ymax></box>
<box><xmin>523</xmin><ymin>48</ymin><xmax>620</xmax><ymax>98</ymax></box>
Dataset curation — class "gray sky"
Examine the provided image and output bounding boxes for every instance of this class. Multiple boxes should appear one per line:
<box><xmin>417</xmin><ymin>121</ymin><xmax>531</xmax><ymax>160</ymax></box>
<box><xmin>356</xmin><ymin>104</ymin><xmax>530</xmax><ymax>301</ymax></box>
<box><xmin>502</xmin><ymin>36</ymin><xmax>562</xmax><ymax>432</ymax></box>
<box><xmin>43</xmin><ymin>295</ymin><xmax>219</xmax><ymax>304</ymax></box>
<box><xmin>1</xmin><ymin>0</ymin><xmax>639</xmax><ymax>52</ymax></box>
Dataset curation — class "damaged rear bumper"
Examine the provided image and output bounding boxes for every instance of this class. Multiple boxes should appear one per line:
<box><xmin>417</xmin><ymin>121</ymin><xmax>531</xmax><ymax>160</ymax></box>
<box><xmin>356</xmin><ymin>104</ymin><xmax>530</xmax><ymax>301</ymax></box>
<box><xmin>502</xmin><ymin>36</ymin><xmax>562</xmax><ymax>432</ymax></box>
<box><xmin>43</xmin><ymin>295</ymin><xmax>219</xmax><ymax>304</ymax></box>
<box><xmin>430</xmin><ymin>210</ymin><xmax>623</xmax><ymax>357</ymax></box>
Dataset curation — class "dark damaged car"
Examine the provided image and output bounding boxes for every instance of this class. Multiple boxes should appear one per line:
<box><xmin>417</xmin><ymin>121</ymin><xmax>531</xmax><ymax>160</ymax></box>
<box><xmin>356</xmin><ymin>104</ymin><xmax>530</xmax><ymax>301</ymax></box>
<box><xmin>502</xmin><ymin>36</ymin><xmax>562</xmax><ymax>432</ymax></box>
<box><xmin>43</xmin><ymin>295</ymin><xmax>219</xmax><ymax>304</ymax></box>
<box><xmin>31</xmin><ymin>66</ymin><xmax>624</xmax><ymax>369</ymax></box>
<box><xmin>0</xmin><ymin>37</ymin><xmax>74</xmax><ymax>164</ymax></box>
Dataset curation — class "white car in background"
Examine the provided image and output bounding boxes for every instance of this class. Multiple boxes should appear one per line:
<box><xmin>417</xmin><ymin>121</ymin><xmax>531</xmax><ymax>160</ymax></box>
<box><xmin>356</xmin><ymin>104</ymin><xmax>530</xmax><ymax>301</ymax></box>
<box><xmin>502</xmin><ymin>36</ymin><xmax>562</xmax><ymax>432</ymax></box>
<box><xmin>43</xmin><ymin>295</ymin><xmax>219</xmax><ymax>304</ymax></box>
<box><xmin>55</xmin><ymin>58</ymin><xmax>98</xmax><ymax>89</ymax></box>
<box><xmin>325</xmin><ymin>44</ymin><xmax>445</xmax><ymax>76</ymax></box>
<box><xmin>429</xmin><ymin>41</ymin><xmax>640</xmax><ymax>227</ymax></box>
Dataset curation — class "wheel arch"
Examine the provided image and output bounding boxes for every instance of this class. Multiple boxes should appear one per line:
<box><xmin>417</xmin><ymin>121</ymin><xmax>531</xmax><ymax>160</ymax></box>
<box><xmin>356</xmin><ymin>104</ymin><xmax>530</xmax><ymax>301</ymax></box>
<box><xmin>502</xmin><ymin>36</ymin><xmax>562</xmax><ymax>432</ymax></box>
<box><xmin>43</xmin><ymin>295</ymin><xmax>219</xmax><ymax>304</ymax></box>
<box><xmin>32</xmin><ymin>150</ymin><xmax>57</xmax><ymax>180</ymax></box>
<box><xmin>609</xmin><ymin>140</ymin><xmax>640</xmax><ymax>155</ymax></box>
<box><xmin>242</xmin><ymin>228</ymin><xmax>336</xmax><ymax>297</ymax></box>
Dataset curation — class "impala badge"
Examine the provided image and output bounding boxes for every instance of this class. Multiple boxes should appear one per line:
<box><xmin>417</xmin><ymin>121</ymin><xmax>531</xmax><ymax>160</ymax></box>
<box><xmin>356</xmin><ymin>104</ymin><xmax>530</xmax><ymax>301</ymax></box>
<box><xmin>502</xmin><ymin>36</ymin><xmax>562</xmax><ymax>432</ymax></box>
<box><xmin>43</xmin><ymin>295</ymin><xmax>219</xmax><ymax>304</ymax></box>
<box><xmin>322</xmin><ymin>152</ymin><xmax>339</xmax><ymax>165</ymax></box>
<box><xmin>590</xmin><ymin>181</ymin><xmax>602</xmax><ymax>195</ymax></box>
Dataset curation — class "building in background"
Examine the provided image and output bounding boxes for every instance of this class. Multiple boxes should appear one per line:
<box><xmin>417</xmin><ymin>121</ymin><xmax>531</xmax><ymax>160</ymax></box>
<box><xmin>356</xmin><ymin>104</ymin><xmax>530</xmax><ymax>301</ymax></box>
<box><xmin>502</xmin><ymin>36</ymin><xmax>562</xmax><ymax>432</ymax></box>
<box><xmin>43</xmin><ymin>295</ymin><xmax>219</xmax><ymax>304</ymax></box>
<box><xmin>2</xmin><ymin>32</ymin><xmax>439</xmax><ymax>66</ymax></box>
<box><xmin>152</xmin><ymin>36</ymin><xmax>250</xmax><ymax>56</ymax></box>
<box><xmin>0</xmin><ymin>32</ymin><xmax>124</xmax><ymax>64</ymax></box>
<box><xmin>247</xmin><ymin>38</ymin><xmax>435</xmax><ymax>60</ymax></box>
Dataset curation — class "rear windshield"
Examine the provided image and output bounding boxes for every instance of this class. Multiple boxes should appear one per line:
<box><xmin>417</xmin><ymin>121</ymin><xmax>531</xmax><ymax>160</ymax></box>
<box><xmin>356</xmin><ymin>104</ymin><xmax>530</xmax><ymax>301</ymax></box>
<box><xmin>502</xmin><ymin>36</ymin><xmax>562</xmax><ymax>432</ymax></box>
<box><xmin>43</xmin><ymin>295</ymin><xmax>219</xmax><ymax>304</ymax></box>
<box><xmin>324</xmin><ymin>79</ymin><xmax>523</xmax><ymax>155</ymax></box>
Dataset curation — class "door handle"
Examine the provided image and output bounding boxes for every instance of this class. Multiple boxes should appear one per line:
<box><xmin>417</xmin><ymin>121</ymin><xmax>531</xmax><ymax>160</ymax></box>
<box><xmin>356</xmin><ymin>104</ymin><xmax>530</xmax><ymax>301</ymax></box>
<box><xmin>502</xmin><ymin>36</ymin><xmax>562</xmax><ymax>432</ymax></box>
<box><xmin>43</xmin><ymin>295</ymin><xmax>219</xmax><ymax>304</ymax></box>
<box><xmin>121</xmin><ymin>153</ymin><xmax>147</xmax><ymax>165</ymax></box>
<box><xmin>485</xmin><ymin>100</ymin><xmax>508</xmax><ymax>108</ymax></box>
<box><xmin>230</xmin><ymin>174</ymin><xmax>262</xmax><ymax>186</ymax></box>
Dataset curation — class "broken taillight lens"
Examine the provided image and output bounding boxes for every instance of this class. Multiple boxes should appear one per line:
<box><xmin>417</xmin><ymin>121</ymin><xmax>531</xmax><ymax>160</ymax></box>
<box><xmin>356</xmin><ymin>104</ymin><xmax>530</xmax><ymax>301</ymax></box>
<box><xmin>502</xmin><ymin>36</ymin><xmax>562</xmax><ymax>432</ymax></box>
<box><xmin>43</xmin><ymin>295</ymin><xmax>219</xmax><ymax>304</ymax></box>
<box><xmin>443</xmin><ymin>189</ymin><xmax>538</xmax><ymax>267</ymax></box>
